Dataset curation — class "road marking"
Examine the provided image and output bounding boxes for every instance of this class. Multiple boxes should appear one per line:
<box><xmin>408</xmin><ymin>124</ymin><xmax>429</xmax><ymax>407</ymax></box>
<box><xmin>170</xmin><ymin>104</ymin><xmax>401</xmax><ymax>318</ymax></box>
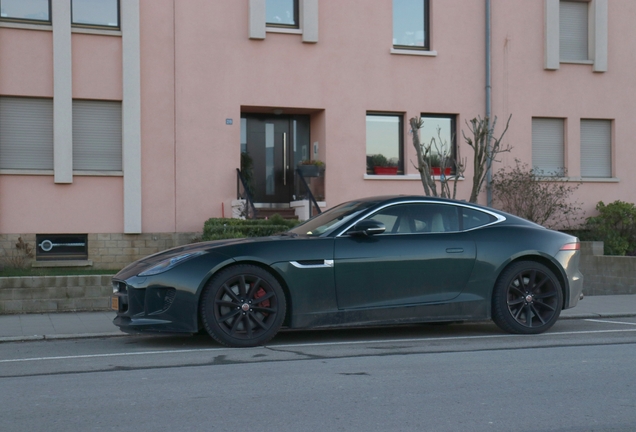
<box><xmin>1</xmin><ymin>328</ymin><xmax>636</xmax><ymax>364</ymax></box>
<box><xmin>585</xmin><ymin>319</ymin><xmax>636</xmax><ymax>326</ymax></box>
<box><xmin>0</xmin><ymin>347</ymin><xmax>235</xmax><ymax>364</ymax></box>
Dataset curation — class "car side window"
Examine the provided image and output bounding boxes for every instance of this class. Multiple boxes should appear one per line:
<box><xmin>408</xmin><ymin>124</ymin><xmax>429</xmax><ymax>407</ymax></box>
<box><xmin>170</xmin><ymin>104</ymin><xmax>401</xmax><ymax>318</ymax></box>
<box><xmin>365</xmin><ymin>203</ymin><xmax>460</xmax><ymax>234</ymax></box>
<box><xmin>461</xmin><ymin>207</ymin><xmax>497</xmax><ymax>230</ymax></box>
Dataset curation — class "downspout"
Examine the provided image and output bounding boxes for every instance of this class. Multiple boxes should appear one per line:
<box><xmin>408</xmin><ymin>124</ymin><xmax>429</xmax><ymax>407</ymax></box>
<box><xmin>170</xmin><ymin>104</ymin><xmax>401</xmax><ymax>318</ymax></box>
<box><xmin>485</xmin><ymin>0</ymin><xmax>493</xmax><ymax>207</ymax></box>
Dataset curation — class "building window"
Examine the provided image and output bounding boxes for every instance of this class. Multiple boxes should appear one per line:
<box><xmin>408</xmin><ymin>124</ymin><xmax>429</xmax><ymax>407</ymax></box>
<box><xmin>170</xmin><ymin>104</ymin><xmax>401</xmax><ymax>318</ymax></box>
<box><xmin>0</xmin><ymin>0</ymin><xmax>50</xmax><ymax>23</ymax></box>
<box><xmin>393</xmin><ymin>0</ymin><xmax>429</xmax><ymax>50</ymax></box>
<box><xmin>545</xmin><ymin>0</ymin><xmax>607</xmax><ymax>72</ymax></box>
<box><xmin>366</xmin><ymin>114</ymin><xmax>403</xmax><ymax>175</ymax></box>
<box><xmin>266</xmin><ymin>0</ymin><xmax>298</xmax><ymax>28</ymax></box>
<box><xmin>73</xmin><ymin>100</ymin><xmax>122</xmax><ymax>171</ymax></box>
<box><xmin>71</xmin><ymin>0</ymin><xmax>119</xmax><ymax>28</ymax></box>
<box><xmin>532</xmin><ymin>118</ymin><xmax>565</xmax><ymax>175</ymax></box>
<box><xmin>581</xmin><ymin>119</ymin><xmax>611</xmax><ymax>178</ymax></box>
<box><xmin>560</xmin><ymin>1</ymin><xmax>589</xmax><ymax>62</ymax></box>
<box><xmin>419</xmin><ymin>115</ymin><xmax>457</xmax><ymax>173</ymax></box>
<box><xmin>0</xmin><ymin>97</ymin><xmax>54</xmax><ymax>170</ymax></box>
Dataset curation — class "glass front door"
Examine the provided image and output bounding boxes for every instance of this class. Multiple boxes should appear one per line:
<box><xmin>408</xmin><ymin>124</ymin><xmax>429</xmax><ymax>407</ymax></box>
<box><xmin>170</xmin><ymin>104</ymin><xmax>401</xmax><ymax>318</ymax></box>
<box><xmin>241</xmin><ymin>114</ymin><xmax>309</xmax><ymax>204</ymax></box>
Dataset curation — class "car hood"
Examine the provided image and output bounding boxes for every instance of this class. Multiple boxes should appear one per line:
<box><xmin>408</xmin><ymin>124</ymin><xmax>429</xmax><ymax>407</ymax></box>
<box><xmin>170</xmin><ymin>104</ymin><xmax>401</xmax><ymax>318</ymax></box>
<box><xmin>114</xmin><ymin>235</ymin><xmax>296</xmax><ymax>279</ymax></box>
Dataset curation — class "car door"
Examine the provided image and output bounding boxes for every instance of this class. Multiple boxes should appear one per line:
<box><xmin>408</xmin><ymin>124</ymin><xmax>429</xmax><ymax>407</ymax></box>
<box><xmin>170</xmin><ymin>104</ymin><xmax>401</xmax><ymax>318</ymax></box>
<box><xmin>333</xmin><ymin>202</ymin><xmax>477</xmax><ymax>310</ymax></box>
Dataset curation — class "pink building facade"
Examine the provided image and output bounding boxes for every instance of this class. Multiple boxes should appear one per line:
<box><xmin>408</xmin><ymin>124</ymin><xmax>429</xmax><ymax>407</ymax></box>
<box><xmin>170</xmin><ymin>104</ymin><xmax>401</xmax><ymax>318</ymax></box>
<box><xmin>0</xmin><ymin>0</ymin><xmax>633</xmax><ymax>268</ymax></box>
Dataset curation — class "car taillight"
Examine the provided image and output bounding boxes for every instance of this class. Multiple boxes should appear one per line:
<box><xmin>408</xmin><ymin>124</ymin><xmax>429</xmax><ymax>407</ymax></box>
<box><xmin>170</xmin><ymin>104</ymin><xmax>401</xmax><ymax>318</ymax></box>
<box><xmin>560</xmin><ymin>242</ymin><xmax>580</xmax><ymax>251</ymax></box>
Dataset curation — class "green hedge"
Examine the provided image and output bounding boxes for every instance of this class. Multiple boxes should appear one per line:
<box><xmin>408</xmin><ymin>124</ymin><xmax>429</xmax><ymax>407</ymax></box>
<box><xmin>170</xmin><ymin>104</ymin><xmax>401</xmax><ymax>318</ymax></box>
<box><xmin>202</xmin><ymin>215</ymin><xmax>299</xmax><ymax>241</ymax></box>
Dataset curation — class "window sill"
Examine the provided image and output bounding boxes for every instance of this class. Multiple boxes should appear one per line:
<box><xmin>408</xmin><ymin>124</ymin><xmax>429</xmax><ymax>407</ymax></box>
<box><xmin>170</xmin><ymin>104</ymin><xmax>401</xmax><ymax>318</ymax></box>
<box><xmin>32</xmin><ymin>260</ymin><xmax>93</xmax><ymax>268</ymax></box>
<box><xmin>266</xmin><ymin>27</ymin><xmax>302</xmax><ymax>35</ymax></box>
<box><xmin>74</xmin><ymin>170</ymin><xmax>123</xmax><ymax>176</ymax></box>
<box><xmin>364</xmin><ymin>174</ymin><xmax>463</xmax><ymax>181</ymax></box>
<box><xmin>571</xmin><ymin>176</ymin><xmax>619</xmax><ymax>183</ymax></box>
<box><xmin>390</xmin><ymin>48</ymin><xmax>437</xmax><ymax>57</ymax></box>
<box><xmin>560</xmin><ymin>60</ymin><xmax>594</xmax><ymax>65</ymax></box>
<box><xmin>0</xmin><ymin>170</ymin><xmax>123</xmax><ymax>176</ymax></box>
<box><xmin>535</xmin><ymin>176</ymin><xmax>618</xmax><ymax>183</ymax></box>
<box><xmin>0</xmin><ymin>21</ymin><xmax>51</xmax><ymax>31</ymax></box>
<box><xmin>72</xmin><ymin>27</ymin><xmax>121</xmax><ymax>37</ymax></box>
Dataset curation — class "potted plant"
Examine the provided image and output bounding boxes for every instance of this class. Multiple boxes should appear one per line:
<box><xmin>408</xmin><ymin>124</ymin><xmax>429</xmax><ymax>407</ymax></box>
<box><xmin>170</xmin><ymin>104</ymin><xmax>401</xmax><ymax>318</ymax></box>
<box><xmin>428</xmin><ymin>154</ymin><xmax>452</xmax><ymax>176</ymax></box>
<box><xmin>370</xmin><ymin>154</ymin><xmax>399</xmax><ymax>175</ymax></box>
<box><xmin>297</xmin><ymin>159</ymin><xmax>325</xmax><ymax>177</ymax></box>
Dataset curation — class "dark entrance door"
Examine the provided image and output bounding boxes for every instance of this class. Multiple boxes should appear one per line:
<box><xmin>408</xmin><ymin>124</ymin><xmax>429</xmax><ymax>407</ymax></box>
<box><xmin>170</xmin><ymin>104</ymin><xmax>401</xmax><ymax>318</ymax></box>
<box><xmin>242</xmin><ymin>114</ymin><xmax>310</xmax><ymax>204</ymax></box>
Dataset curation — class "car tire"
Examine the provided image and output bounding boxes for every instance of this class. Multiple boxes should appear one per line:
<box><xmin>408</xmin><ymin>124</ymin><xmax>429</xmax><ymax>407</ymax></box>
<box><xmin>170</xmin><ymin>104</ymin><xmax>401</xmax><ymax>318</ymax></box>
<box><xmin>200</xmin><ymin>264</ymin><xmax>286</xmax><ymax>347</ymax></box>
<box><xmin>492</xmin><ymin>261</ymin><xmax>563</xmax><ymax>334</ymax></box>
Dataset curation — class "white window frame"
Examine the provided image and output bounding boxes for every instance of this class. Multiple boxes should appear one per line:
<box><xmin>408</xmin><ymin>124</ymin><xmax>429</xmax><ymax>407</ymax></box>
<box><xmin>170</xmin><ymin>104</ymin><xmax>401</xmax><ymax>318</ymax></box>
<box><xmin>545</xmin><ymin>0</ymin><xmax>607</xmax><ymax>72</ymax></box>
<box><xmin>249</xmin><ymin>0</ymin><xmax>318</xmax><ymax>43</ymax></box>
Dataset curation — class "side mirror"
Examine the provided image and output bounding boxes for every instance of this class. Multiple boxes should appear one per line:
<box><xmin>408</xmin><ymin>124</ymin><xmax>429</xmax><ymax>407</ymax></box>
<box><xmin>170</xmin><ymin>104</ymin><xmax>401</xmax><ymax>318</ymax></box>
<box><xmin>348</xmin><ymin>220</ymin><xmax>386</xmax><ymax>236</ymax></box>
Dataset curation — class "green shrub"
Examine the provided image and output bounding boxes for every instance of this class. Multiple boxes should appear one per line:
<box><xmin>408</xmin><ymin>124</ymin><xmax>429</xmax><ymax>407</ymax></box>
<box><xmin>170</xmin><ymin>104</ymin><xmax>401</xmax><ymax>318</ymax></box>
<box><xmin>586</xmin><ymin>200</ymin><xmax>636</xmax><ymax>256</ymax></box>
<box><xmin>202</xmin><ymin>215</ymin><xmax>299</xmax><ymax>241</ymax></box>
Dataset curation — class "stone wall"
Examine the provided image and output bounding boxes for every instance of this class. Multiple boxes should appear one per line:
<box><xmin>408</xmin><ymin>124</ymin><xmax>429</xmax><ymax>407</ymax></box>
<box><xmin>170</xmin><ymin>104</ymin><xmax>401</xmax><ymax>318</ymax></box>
<box><xmin>0</xmin><ymin>240</ymin><xmax>633</xmax><ymax>314</ymax></box>
<box><xmin>580</xmin><ymin>241</ymin><xmax>636</xmax><ymax>296</ymax></box>
<box><xmin>0</xmin><ymin>232</ymin><xmax>201</xmax><ymax>270</ymax></box>
<box><xmin>0</xmin><ymin>275</ymin><xmax>114</xmax><ymax>313</ymax></box>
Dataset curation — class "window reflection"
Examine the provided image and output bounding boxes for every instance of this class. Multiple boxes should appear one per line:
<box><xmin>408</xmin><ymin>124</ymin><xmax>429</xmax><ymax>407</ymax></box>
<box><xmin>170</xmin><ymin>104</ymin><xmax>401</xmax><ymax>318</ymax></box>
<box><xmin>366</xmin><ymin>115</ymin><xmax>403</xmax><ymax>175</ymax></box>
<box><xmin>393</xmin><ymin>0</ymin><xmax>428</xmax><ymax>48</ymax></box>
<box><xmin>0</xmin><ymin>0</ymin><xmax>50</xmax><ymax>22</ymax></box>
<box><xmin>71</xmin><ymin>0</ymin><xmax>119</xmax><ymax>28</ymax></box>
<box><xmin>266</xmin><ymin>0</ymin><xmax>297</xmax><ymax>27</ymax></box>
<box><xmin>419</xmin><ymin>116</ymin><xmax>453</xmax><ymax>159</ymax></box>
<box><xmin>265</xmin><ymin>123</ymin><xmax>275</xmax><ymax>195</ymax></box>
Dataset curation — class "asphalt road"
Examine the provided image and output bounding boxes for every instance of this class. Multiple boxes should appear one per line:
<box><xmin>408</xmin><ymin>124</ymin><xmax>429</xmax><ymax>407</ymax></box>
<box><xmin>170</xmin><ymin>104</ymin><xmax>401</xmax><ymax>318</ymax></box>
<box><xmin>2</xmin><ymin>318</ymin><xmax>636</xmax><ymax>432</ymax></box>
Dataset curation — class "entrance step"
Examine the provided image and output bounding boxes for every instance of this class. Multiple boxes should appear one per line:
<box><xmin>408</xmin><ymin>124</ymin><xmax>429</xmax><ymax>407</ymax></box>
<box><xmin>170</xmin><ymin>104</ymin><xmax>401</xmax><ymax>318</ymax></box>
<box><xmin>256</xmin><ymin>208</ymin><xmax>298</xmax><ymax>220</ymax></box>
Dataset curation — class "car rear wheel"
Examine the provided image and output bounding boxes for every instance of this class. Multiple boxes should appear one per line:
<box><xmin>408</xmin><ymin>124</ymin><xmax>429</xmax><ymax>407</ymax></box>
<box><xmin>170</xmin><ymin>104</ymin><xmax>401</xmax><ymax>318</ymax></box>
<box><xmin>201</xmin><ymin>264</ymin><xmax>286</xmax><ymax>347</ymax></box>
<box><xmin>492</xmin><ymin>261</ymin><xmax>563</xmax><ymax>334</ymax></box>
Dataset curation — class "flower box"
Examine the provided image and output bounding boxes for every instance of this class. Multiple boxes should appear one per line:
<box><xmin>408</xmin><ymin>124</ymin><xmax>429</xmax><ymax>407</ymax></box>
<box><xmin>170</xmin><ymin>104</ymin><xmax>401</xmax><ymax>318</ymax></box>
<box><xmin>432</xmin><ymin>167</ymin><xmax>452</xmax><ymax>176</ymax></box>
<box><xmin>373</xmin><ymin>166</ymin><xmax>399</xmax><ymax>175</ymax></box>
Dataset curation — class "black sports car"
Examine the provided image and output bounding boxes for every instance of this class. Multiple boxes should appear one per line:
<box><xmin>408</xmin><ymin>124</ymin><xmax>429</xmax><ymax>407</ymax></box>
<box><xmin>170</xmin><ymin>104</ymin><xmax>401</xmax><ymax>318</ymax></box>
<box><xmin>112</xmin><ymin>196</ymin><xmax>584</xmax><ymax>347</ymax></box>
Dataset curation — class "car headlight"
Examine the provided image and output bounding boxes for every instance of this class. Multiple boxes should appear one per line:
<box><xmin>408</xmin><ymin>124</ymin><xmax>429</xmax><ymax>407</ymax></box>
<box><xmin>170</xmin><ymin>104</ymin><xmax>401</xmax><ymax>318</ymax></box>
<box><xmin>138</xmin><ymin>251</ymin><xmax>205</xmax><ymax>276</ymax></box>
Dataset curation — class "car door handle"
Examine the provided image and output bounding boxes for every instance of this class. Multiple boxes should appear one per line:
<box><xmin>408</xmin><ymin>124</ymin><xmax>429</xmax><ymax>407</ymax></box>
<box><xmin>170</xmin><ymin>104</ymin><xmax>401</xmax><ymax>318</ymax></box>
<box><xmin>446</xmin><ymin>248</ymin><xmax>464</xmax><ymax>254</ymax></box>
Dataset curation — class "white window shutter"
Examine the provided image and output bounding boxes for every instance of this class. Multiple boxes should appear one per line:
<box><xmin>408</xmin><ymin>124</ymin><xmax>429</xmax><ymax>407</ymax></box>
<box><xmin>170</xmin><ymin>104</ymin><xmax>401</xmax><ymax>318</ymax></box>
<box><xmin>581</xmin><ymin>119</ymin><xmax>611</xmax><ymax>177</ymax></box>
<box><xmin>72</xmin><ymin>100</ymin><xmax>123</xmax><ymax>171</ymax></box>
<box><xmin>0</xmin><ymin>97</ymin><xmax>54</xmax><ymax>170</ymax></box>
<box><xmin>532</xmin><ymin>118</ymin><xmax>564</xmax><ymax>175</ymax></box>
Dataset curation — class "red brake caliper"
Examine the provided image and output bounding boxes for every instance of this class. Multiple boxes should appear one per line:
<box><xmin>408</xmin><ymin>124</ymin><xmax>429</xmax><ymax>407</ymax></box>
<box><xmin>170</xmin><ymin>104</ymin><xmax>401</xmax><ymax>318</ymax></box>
<box><xmin>254</xmin><ymin>288</ymin><xmax>270</xmax><ymax>315</ymax></box>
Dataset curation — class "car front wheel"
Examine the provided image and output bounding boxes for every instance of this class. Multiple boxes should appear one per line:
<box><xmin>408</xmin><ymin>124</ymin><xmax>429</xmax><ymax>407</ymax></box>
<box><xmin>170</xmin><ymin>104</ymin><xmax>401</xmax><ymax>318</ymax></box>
<box><xmin>201</xmin><ymin>264</ymin><xmax>286</xmax><ymax>347</ymax></box>
<box><xmin>492</xmin><ymin>261</ymin><xmax>563</xmax><ymax>334</ymax></box>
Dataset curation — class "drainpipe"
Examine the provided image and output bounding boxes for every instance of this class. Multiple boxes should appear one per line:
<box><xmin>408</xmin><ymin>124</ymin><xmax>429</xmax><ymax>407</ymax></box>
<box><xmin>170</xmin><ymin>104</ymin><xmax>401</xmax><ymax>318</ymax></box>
<box><xmin>485</xmin><ymin>0</ymin><xmax>493</xmax><ymax>207</ymax></box>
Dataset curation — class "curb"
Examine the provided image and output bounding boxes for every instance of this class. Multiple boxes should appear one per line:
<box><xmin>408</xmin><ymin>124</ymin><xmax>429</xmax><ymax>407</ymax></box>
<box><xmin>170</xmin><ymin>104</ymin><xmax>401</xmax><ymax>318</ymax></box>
<box><xmin>0</xmin><ymin>331</ymin><xmax>126</xmax><ymax>344</ymax></box>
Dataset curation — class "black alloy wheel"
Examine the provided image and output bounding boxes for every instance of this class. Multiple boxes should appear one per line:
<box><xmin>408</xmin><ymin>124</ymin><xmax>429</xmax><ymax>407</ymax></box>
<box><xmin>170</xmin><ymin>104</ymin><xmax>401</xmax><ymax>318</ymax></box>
<box><xmin>492</xmin><ymin>261</ymin><xmax>563</xmax><ymax>334</ymax></box>
<box><xmin>201</xmin><ymin>264</ymin><xmax>286</xmax><ymax>347</ymax></box>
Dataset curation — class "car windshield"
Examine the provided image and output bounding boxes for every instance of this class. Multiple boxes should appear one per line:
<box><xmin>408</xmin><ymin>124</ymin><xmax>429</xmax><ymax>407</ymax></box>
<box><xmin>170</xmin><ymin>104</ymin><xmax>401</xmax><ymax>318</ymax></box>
<box><xmin>288</xmin><ymin>201</ymin><xmax>377</xmax><ymax>236</ymax></box>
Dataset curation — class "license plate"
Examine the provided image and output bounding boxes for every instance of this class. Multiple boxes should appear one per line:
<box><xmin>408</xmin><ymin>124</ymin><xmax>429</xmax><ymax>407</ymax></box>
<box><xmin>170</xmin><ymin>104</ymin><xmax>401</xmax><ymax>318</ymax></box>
<box><xmin>111</xmin><ymin>296</ymin><xmax>119</xmax><ymax>311</ymax></box>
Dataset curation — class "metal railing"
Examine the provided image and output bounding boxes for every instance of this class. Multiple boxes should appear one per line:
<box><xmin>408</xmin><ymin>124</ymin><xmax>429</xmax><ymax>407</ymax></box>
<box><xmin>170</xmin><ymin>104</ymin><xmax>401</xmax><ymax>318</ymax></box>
<box><xmin>295</xmin><ymin>168</ymin><xmax>322</xmax><ymax>218</ymax></box>
<box><xmin>236</xmin><ymin>168</ymin><xmax>257</xmax><ymax>219</ymax></box>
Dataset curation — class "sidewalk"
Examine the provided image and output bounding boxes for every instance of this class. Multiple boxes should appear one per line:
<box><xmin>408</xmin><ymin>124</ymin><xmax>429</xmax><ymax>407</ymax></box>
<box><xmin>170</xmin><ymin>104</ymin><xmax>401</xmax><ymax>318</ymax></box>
<box><xmin>0</xmin><ymin>295</ymin><xmax>635</xmax><ymax>343</ymax></box>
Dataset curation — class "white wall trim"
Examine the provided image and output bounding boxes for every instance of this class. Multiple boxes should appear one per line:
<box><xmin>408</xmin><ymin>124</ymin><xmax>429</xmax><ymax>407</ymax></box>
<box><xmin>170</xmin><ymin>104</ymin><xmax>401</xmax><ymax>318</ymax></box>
<box><xmin>52</xmin><ymin>0</ymin><xmax>73</xmax><ymax>184</ymax></box>
<box><xmin>121</xmin><ymin>0</ymin><xmax>142</xmax><ymax>234</ymax></box>
<box><xmin>249</xmin><ymin>0</ymin><xmax>266</xmax><ymax>39</ymax></box>
<box><xmin>390</xmin><ymin>48</ymin><xmax>438</xmax><ymax>57</ymax></box>
<box><xmin>591</xmin><ymin>0</ymin><xmax>608</xmax><ymax>72</ymax></box>
<box><xmin>544</xmin><ymin>0</ymin><xmax>560</xmax><ymax>70</ymax></box>
<box><xmin>300</xmin><ymin>0</ymin><xmax>319</xmax><ymax>43</ymax></box>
